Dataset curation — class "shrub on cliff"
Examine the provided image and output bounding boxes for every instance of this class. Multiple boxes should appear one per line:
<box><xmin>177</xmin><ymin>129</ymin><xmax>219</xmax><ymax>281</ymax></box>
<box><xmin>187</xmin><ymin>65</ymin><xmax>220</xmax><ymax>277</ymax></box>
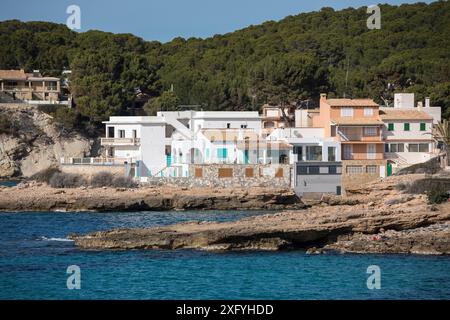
<box><xmin>91</xmin><ymin>171</ymin><xmax>114</xmax><ymax>187</ymax></box>
<box><xmin>91</xmin><ymin>172</ymin><xmax>137</xmax><ymax>188</ymax></box>
<box><xmin>29</xmin><ymin>167</ymin><xmax>61</xmax><ymax>183</ymax></box>
<box><xmin>49</xmin><ymin>172</ymin><xmax>87</xmax><ymax>188</ymax></box>
<box><xmin>111</xmin><ymin>176</ymin><xmax>137</xmax><ymax>188</ymax></box>
<box><xmin>427</xmin><ymin>188</ymin><xmax>449</xmax><ymax>204</ymax></box>
<box><xmin>406</xmin><ymin>178</ymin><xmax>450</xmax><ymax>194</ymax></box>
<box><xmin>0</xmin><ymin>113</ymin><xmax>17</xmax><ymax>135</ymax></box>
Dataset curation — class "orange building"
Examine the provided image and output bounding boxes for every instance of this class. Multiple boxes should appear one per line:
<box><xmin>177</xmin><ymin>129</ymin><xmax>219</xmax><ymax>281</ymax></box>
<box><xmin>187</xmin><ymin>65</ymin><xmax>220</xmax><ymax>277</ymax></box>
<box><xmin>314</xmin><ymin>94</ymin><xmax>387</xmax><ymax>191</ymax></box>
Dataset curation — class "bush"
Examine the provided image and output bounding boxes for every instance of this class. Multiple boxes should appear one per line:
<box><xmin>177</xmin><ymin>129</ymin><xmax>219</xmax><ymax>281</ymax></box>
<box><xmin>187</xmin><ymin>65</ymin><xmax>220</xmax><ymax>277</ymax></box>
<box><xmin>427</xmin><ymin>188</ymin><xmax>449</xmax><ymax>204</ymax></box>
<box><xmin>91</xmin><ymin>171</ymin><xmax>114</xmax><ymax>187</ymax></box>
<box><xmin>0</xmin><ymin>114</ymin><xmax>14</xmax><ymax>135</ymax></box>
<box><xmin>406</xmin><ymin>178</ymin><xmax>450</xmax><ymax>194</ymax></box>
<box><xmin>49</xmin><ymin>172</ymin><xmax>87</xmax><ymax>188</ymax></box>
<box><xmin>112</xmin><ymin>176</ymin><xmax>137</xmax><ymax>188</ymax></box>
<box><xmin>29</xmin><ymin>167</ymin><xmax>61</xmax><ymax>183</ymax></box>
<box><xmin>397</xmin><ymin>157</ymin><xmax>441</xmax><ymax>175</ymax></box>
<box><xmin>91</xmin><ymin>172</ymin><xmax>137</xmax><ymax>188</ymax></box>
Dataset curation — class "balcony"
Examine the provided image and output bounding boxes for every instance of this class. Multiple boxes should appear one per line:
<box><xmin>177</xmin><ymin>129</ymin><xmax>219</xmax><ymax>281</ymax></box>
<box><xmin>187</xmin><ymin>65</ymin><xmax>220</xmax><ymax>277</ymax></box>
<box><xmin>338</xmin><ymin>127</ymin><xmax>382</xmax><ymax>142</ymax></box>
<box><xmin>101</xmin><ymin>138</ymin><xmax>141</xmax><ymax>146</ymax></box>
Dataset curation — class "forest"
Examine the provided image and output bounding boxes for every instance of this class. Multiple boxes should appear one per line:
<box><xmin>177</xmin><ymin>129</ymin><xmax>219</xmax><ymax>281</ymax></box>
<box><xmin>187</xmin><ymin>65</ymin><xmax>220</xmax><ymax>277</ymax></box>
<box><xmin>0</xmin><ymin>1</ymin><xmax>449</xmax><ymax>133</ymax></box>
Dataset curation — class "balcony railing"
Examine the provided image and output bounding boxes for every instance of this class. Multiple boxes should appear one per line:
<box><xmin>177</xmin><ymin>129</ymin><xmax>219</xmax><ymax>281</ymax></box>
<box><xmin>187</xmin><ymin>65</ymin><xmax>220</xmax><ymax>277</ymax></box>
<box><xmin>60</xmin><ymin>157</ymin><xmax>133</xmax><ymax>166</ymax></box>
<box><xmin>338</xmin><ymin>130</ymin><xmax>381</xmax><ymax>142</ymax></box>
<box><xmin>101</xmin><ymin>138</ymin><xmax>141</xmax><ymax>146</ymax></box>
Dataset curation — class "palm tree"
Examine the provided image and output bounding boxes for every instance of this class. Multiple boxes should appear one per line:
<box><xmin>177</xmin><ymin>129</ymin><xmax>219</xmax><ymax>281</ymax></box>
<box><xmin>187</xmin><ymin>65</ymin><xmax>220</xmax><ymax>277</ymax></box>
<box><xmin>433</xmin><ymin>119</ymin><xmax>450</xmax><ymax>166</ymax></box>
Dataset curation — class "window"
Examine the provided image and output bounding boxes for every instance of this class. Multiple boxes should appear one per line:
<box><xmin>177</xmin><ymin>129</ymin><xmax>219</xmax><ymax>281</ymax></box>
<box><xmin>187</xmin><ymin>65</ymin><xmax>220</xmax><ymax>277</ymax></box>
<box><xmin>132</xmin><ymin>130</ymin><xmax>137</xmax><ymax>139</ymax></box>
<box><xmin>420</xmin><ymin>123</ymin><xmax>426</xmax><ymax>131</ymax></box>
<box><xmin>297</xmin><ymin>166</ymin><xmax>307</xmax><ymax>175</ymax></box>
<box><xmin>343</xmin><ymin>144</ymin><xmax>352</xmax><ymax>160</ymax></box>
<box><xmin>308</xmin><ymin>166</ymin><xmax>320</xmax><ymax>174</ymax></box>
<box><xmin>364</xmin><ymin>108</ymin><xmax>373</xmax><ymax>117</ymax></box>
<box><xmin>366</xmin><ymin>165</ymin><xmax>378</xmax><ymax>174</ymax></box>
<box><xmin>388</xmin><ymin>123</ymin><xmax>394</xmax><ymax>131</ymax></box>
<box><xmin>328</xmin><ymin>146</ymin><xmax>336</xmax><ymax>162</ymax></box>
<box><xmin>226</xmin><ymin>123</ymin><xmax>231</xmax><ymax>129</ymax></box>
<box><xmin>341</xmin><ymin>107</ymin><xmax>353</xmax><ymax>117</ymax></box>
<box><xmin>346</xmin><ymin>166</ymin><xmax>363</xmax><ymax>175</ymax></box>
<box><xmin>306</xmin><ymin>146</ymin><xmax>322</xmax><ymax>161</ymax></box>
<box><xmin>364</xmin><ymin>127</ymin><xmax>377</xmax><ymax>136</ymax></box>
<box><xmin>387</xmin><ymin>143</ymin><xmax>405</xmax><ymax>153</ymax></box>
<box><xmin>404</xmin><ymin>123</ymin><xmax>410</xmax><ymax>131</ymax></box>
<box><xmin>217</xmin><ymin>148</ymin><xmax>227</xmax><ymax>159</ymax></box>
<box><xmin>419</xmin><ymin>143</ymin><xmax>429</xmax><ymax>152</ymax></box>
<box><xmin>245</xmin><ymin>168</ymin><xmax>254</xmax><ymax>177</ymax></box>
<box><xmin>218</xmin><ymin>168</ymin><xmax>233</xmax><ymax>178</ymax></box>
<box><xmin>205</xmin><ymin>148</ymin><xmax>210</xmax><ymax>159</ymax></box>
<box><xmin>275</xmin><ymin>168</ymin><xmax>284</xmax><ymax>178</ymax></box>
<box><xmin>398</xmin><ymin>143</ymin><xmax>405</xmax><ymax>152</ymax></box>
<box><xmin>107</xmin><ymin>127</ymin><xmax>115</xmax><ymax>138</ymax></box>
<box><xmin>118</xmin><ymin>130</ymin><xmax>125</xmax><ymax>138</ymax></box>
<box><xmin>194</xmin><ymin>168</ymin><xmax>203</xmax><ymax>178</ymax></box>
<box><xmin>408</xmin><ymin>144</ymin><xmax>419</xmax><ymax>152</ymax></box>
<box><xmin>241</xmin><ymin>124</ymin><xmax>247</xmax><ymax>129</ymax></box>
<box><xmin>329</xmin><ymin>166</ymin><xmax>337</xmax><ymax>174</ymax></box>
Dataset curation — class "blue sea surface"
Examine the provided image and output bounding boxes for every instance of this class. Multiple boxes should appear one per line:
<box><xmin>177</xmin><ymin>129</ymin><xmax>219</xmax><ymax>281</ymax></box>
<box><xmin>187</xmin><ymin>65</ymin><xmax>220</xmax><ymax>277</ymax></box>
<box><xmin>0</xmin><ymin>210</ymin><xmax>449</xmax><ymax>300</ymax></box>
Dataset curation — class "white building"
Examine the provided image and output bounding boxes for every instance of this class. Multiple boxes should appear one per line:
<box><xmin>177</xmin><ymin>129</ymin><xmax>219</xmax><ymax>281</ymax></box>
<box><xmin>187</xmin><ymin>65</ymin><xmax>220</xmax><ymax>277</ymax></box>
<box><xmin>380</xmin><ymin>96</ymin><xmax>440</xmax><ymax>170</ymax></box>
<box><xmin>100</xmin><ymin>110</ymin><xmax>263</xmax><ymax>178</ymax></box>
<box><xmin>268</xmin><ymin>127</ymin><xmax>342</xmax><ymax>196</ymax></box>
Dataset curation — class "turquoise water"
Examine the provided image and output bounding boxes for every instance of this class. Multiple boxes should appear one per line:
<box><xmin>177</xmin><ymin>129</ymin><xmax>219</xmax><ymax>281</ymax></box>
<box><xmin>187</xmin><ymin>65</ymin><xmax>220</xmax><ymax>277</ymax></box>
<box><xmin>0</xmin><ymin>210</ymin><xmax>449</xmax><ymax>300</ymax></box>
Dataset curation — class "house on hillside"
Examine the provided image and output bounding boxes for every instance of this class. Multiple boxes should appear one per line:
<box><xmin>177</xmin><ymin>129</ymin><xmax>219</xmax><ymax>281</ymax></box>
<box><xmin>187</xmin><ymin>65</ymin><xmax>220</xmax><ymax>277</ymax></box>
<box><xmin>0</xmin><ymin>69</ymin><xmax>61</xmax><ymax>103</ymax></box>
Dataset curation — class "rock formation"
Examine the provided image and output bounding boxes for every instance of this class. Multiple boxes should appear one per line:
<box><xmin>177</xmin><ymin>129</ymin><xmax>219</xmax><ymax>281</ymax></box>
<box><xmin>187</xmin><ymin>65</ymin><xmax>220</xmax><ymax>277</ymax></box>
<box><xmin>69</xmin><ymin>173</ymin><xmax>450</xmax><ymax>254</ymax></box>
<box><xmin>0</xmin><ymin>104</ymin><xmax>91</xmax><ymax>178</ymax></box>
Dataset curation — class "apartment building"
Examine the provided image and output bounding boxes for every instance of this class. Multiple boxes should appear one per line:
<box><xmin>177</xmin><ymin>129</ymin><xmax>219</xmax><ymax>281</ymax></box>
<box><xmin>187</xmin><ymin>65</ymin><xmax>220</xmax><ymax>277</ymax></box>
<box><xmin>380</xmin><ymin>93</ymin><xmax>441</xmax><ymax>174</ymax></box>
<box><xmin>0</xmin><ymin>69</ymin><xmax>61</xmax><ymax>102</ymax></box>
<box><xmin>312</xmin><ymin>94</ymin><xmax>387</xmax><ymax>190</ymax></box>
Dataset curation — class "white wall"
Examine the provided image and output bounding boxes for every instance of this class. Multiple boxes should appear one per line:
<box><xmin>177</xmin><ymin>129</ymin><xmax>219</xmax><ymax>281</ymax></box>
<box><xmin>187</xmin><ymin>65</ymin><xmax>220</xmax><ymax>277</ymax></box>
<box><xmin>383</xmin><ymin>121</ymin><xmax>432</xmax><ymax>140</ymax></box>
<box><xmin>139</xmin><ymin>124</ymin><xmax>167</xmax><ymax>176</ymax></box>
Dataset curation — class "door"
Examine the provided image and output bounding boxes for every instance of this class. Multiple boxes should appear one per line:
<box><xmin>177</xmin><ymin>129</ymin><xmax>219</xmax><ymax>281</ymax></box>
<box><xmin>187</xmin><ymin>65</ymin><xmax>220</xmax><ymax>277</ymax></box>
<box><xmin>244</xmin><ymin>150</ymin><xmax>249</xmax><ymax>164</ymax></box>
<box><xmin>367</xmin><ymin>144</ymin><xmax>376</xmax><ymax>160</ymax></box>
<box><xmin>387</xmin><ymin>163</ymin><xmax>392</xmax><ymax>176</ymax></box>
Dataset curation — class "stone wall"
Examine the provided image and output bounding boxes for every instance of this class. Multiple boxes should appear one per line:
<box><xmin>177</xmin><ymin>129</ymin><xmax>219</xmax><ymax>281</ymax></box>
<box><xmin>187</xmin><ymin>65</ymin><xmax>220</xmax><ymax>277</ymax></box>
<box><xmin>342</xmin><ymin>159</ymin><xmax>387</xmax><ymax>191</ymax></box>
<box><xmin>142</xmin><ymin>164</ymin><xmax>292</xmax><ymax>189</ymax></box>
<box><xmin>60</xmin><ymin>165</ymin><xmax>126</xmax><ymax>179</ymax></box>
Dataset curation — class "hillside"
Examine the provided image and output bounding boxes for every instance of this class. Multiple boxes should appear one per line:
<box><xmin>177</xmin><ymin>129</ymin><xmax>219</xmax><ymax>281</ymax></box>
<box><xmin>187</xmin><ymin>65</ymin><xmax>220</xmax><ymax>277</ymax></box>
<box><xmin>0</xmin><ymin>1</ymin><xmax>449</xmax><ymax>129</ymax></box>
<box><xmin>0</xmin><ymin>104</ymin><xmax>91</xmax><ymax>178</ymax></box>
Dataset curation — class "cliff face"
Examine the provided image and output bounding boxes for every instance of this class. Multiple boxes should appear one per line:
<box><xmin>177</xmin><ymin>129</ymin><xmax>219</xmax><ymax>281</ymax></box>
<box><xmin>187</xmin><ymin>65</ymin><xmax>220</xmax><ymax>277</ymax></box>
<box><xmin>0</xmin><ymin>104</ymin><xmax>91</xmax><ymax>178</ymax></box>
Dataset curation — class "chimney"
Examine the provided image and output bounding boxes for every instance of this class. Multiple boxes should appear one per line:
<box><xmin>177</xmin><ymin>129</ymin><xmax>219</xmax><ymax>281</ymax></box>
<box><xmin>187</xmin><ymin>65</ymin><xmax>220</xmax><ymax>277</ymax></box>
<box><xmin>320</xmin><ymin>93</ymin><xmax>327</xmax><ymax>101</ymax></box>
<box><xmin>425</xmin><ymin>97</ymin><xmax>430</xmax><ymax>108</ymax></box>
<box><xmin>417</xmin><ymin>101</ymin><xmax>423</xmax><ymax>111</ymax></box>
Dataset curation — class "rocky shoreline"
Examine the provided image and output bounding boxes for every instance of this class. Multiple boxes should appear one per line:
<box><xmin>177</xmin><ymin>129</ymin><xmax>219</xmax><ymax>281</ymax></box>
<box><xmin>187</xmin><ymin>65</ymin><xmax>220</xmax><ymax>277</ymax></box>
<box><xmin>68</xmin><ymin>174</ymin><xmax>450</xmax><ymax>255</ymax></box>
<box><xmin>0</xmin><ymin>182</ymin><xmax>303</xmax><ymax>212</ymax></box>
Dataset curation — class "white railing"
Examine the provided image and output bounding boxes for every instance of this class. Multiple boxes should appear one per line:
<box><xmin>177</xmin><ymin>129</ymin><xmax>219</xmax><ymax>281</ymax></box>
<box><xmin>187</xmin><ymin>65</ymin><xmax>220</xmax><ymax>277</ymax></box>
<box><xmin>101</xmin><ymin>138</ymin><xmax>141</xmax><ymax>146</ymax></box>
<box><xmin>60</xmin><ymin>157</ymin><xmax>132</xmax><ymax>166</ymax></box>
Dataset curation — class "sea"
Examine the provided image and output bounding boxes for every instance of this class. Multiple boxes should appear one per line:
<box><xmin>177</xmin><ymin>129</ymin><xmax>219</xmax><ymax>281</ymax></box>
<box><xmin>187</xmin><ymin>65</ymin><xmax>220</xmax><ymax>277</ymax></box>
<box><xmin>0</xmin><ymin>210</ymin><xmax>449</xmax><ymax>300</ymax></box>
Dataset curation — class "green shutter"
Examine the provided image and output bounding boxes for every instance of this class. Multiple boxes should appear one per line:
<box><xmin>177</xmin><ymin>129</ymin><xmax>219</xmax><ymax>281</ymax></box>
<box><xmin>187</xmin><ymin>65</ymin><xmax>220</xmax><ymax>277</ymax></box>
<box><xmin>388</xmin><ymin>123</ymin><xmax>394</xmax><ymax>131</ymax></box>
<box><xmin>420</xmin><ymin>123</ymin><xmax>426</xmax><ymax>131</ymax></box>
<box><xmin>404</xmin><ymin>123</ymin><xmax>410</xmax><ymax>131</ymax></box>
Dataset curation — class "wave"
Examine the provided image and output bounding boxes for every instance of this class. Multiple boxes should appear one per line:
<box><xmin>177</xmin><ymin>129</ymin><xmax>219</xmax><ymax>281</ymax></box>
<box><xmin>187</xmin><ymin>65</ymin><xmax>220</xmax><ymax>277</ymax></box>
<box><xmin>39</xmin><ymin>236</ymin><xmax>74</xmax><ymax>242</ymax></box>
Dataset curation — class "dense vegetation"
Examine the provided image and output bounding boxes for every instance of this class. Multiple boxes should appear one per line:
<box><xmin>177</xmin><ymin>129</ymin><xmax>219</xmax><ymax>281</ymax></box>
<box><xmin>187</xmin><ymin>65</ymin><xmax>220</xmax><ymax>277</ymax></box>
<box><xmin>0</xmin><ymin>1</ymin><xmax>449</xmax><ymax>133</ymax></box>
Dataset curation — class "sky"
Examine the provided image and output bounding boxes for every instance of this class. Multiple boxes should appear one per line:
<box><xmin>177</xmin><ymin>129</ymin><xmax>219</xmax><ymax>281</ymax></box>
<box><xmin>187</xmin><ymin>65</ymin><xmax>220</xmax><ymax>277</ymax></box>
<box><xmin>0</xmin><ymin>0</ymin><xmax>434</xmax><ymax>42</ymax></box>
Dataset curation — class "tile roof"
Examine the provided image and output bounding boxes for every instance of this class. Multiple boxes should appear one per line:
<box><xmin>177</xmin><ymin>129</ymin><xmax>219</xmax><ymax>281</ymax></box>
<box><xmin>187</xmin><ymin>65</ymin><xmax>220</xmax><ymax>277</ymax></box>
<box><xmin>379</xmin><ymin>108</ymin><xmax>433</xmax><ymax>120</ymax></box>
<box><xmin>0</xmin><ymin>69</ymin><xmax>27</xmax><ymax>80</ymax></box>
<box><xmin>325</xmin><ymin>99</ymin><xmax>379</xmax><ymax>107</ymax></box>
